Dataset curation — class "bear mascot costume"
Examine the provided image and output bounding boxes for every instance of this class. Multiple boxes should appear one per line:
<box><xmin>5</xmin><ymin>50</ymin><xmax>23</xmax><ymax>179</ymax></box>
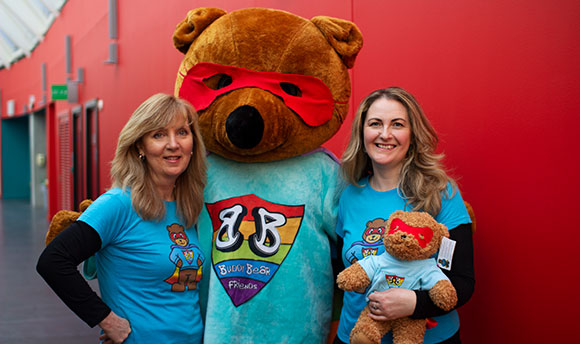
<box><xmin>172</xmin><ymin>7</ymin><xmax>362</xmax><ymax>343</ymax></box>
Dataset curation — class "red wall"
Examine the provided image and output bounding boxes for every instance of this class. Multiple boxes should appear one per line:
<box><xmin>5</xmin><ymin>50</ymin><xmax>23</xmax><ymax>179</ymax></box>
<box><xmin>351</xmin><ymin>1</ymin><xmax>580</xmax><ymax>342</ymax></box>
<box><xmin>1</xmin><ymin>0</ymin><xmax>579</xmax><ymax>342</ymax></box>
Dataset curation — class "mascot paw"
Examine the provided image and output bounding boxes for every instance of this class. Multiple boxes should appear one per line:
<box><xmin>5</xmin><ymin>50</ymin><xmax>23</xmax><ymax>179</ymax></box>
<box><xmin>45</xmin><ymin>200</ymin><xmax>93</xmax><ymax>245</ymax></box>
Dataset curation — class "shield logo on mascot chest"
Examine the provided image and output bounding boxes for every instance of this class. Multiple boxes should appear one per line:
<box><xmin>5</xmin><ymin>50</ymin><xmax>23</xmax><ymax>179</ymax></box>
<box><xmin>205</xmin><ymin>194</ymin><xmax>304</xmax><ymax>306</ymax></box>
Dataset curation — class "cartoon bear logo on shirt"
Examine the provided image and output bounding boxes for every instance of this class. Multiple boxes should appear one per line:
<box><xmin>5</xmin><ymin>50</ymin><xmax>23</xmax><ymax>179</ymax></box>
<box><xmin>164</xmin><ymin>223</ymin><xmax>204</xmax><ymax>292</ymax></box>
<box><xmin>344</xmin><ymin>218</ymin><xmax>387</xmax><ymax>264</ymax></box>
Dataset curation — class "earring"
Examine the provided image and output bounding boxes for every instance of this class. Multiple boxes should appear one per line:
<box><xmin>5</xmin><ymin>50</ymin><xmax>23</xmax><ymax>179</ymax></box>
<box><xmin>139</xmin><ymin>153</ymin><xmax>145</xmax><ymax>161</ymax></box>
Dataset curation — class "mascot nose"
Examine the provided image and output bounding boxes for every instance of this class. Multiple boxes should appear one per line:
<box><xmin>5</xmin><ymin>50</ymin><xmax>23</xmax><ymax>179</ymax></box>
<box><xmin>226</xmin><ymin>105</ymin><xmax>265</xmax><ymax>149</ymax></box>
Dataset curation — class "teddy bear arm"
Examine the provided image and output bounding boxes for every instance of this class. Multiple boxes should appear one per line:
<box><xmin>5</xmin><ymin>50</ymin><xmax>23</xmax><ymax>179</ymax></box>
<box><xmin>337</xmin><ymin>263</ymin><xmax>371</xmax><ymax>291</ymax></box>
<box><xmin>429</xmin><ymin>280</ymin><xmax>458</xmax><ymax>311</ymax></box>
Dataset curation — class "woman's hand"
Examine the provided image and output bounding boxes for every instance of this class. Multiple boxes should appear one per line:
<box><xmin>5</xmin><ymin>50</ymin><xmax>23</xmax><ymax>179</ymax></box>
<box><xmin>367</xmin><ymin>289</ymin><xmax>416</xmax><ymax>321</ymax></box>
<box><xmin>99</xmin><ymin>311</ymin><xmax>131</xmax><ymax>344</ymax></box>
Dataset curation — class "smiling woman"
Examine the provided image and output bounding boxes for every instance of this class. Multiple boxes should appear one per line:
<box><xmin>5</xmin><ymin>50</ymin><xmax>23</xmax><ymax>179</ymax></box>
<box><xmin>37</xmin><ymin>94</ymin><xmax>208</xmax><ymax>344</ymax></box>
<box><xmin>111</xmin><ymin>94</ymin><xmax>206</xmax><ymax>225</ymax></box>
<box><xmin>334</xmin><ymin>87</ymin><xmax>474</xmax><ymax>344</ymax></box>
<box><xmin>362</xmin><ymin>97</ymin><xmax>411</xmax><ymax>191</ymax></box>
<box><xmin>137</xmin><ymin>109</ymin><xmax>194</xmax><ymax>201</ymax></box>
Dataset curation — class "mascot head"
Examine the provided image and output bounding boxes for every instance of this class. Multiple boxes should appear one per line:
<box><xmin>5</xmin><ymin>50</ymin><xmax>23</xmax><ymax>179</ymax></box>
<box><xmin>173</xmin><ymin>8</ymin><xmax>362</xmax><ymax>162</ymax></box>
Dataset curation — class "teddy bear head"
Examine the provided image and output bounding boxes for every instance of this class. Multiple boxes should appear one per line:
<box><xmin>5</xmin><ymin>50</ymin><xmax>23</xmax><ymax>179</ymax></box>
<box><xmin>167</xmin><ymin>223</ymin><xmax>189</xmax><ymax>246</ymax></box>
<box><xmin>363</xmin><ymin>218</ymin><xmax>388</xmax><ymax>245</ymax></box>
<box><xmin>383</xmin><ymin>211</ymin><xmax>449</xmax><ymax>261</ymax></box>
<box><xmin>172</xmin><ymin>7</ymin><xmax>363</xmax><ymax>162</ymax></box>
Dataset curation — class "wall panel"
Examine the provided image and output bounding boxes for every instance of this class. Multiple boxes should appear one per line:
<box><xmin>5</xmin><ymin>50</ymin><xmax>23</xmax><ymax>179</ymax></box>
<box><xmin>352</xmin><ymin>0</ymin><xmax>580</xmax><ymax>342</ymax></box>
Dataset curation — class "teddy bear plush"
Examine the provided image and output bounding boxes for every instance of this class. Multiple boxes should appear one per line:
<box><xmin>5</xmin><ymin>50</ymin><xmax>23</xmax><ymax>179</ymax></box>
<box><xmin>172</xmin><ymin>7</ymin><xmax>362</xmax><ymax>343</ymax></box>
<box><xmin>337</xmin><ymin>211</ymin><xmax>458</xmax><ymax>344</ymax></box>
<box><xmin>45</xmin><ymin>199</ymin><xmax>93</xmax><ymax>245</ymax></box>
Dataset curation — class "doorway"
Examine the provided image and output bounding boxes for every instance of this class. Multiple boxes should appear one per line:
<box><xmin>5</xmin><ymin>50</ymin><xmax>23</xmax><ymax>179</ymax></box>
<box><xmin>1</xmin><ymin>115</ymin><xmax>31</xmax><ymax>200</ymax></box>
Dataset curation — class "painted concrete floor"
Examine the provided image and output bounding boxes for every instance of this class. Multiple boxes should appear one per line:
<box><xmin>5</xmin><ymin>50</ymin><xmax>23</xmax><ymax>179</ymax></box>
<box><xmin>0</xmin><ymin>200</ymin><xmax>100</xmax><ymax>343</ymax></box>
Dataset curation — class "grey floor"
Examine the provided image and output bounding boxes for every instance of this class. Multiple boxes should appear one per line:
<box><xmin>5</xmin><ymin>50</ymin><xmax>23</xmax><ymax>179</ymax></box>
<box><xmin>0</xmin><ymin>200</ymin><xmax>100</xmax><ymax>343</ymax></box>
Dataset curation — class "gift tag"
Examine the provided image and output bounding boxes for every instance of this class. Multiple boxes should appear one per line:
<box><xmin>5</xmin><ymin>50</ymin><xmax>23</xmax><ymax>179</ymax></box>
<box><xmin>437</xmin><ymin>237</ymin><xmax>456</xmax><ymax>271</ymax></box>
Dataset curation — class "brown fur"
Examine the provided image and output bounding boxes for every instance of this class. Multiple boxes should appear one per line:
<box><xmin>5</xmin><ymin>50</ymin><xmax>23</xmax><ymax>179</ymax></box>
<box><xmin>429</xmin><ymin>280</ymin><xmax>458</xmax><ymax>311</ymax></box>
<box><xmin>464</xmin><ymin>201</ymin><xmax>476</xmax><ymax>233</ymax></box>
<box><xmin>45</xmin><ymin>200</ymin><xmax>93</xmax><ymax>245</ymax></box>
<box><xmin>173</xmin><ymin>8</ymin><xmax>362</xmax><ymax>162</ymax></box>
<box><xmin>337</xmin><ymin>262</ymin><xmax>370</xmax><ymax>292</ymax></box>
<box><xmin>336</xmin><ymin>211</ymin><xmax>458</xmax><ymax>344</ymax></box>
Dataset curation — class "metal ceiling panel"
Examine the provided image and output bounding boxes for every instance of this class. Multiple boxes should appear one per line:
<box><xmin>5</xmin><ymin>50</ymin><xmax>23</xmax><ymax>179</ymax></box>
<box><xmin>0</xmin><ymin>0</ymin><xmax>67</xmax><ymax>70</ymax></box>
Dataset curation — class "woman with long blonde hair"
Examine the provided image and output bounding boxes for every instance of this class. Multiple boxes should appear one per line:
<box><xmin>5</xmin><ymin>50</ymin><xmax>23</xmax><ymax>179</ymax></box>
<box><xmin>38</xmin><ymin>94</ymin><xmax>207</xmax><ymax>343</ymax></box>
<box><xmin>335</xmin><ymin>87</ymin><xmax>474</xmax><ymax>343</ymax></box>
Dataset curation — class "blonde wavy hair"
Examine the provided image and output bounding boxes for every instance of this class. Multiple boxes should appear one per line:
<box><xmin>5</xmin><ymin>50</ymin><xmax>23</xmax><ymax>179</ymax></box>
<box><xmin>110</xmin><ymin>93</ymin><xmax>207</xmax><ymax>228</ymax></box>
<box><xmin>341</xmin><ymin>87</ymin><xmax>455</xmax><ymax>216</ymax></box>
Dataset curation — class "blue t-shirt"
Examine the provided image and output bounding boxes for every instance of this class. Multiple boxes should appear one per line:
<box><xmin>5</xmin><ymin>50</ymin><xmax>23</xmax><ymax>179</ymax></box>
<box><xmin>79</xmin><ymin>188</ymin><xmax>204</xmax><ymax>344</ymax></box>
<box><xmin>336</xmin><ymin>178</ymin><xmax>471</xmax><ymax>344</ymax></box>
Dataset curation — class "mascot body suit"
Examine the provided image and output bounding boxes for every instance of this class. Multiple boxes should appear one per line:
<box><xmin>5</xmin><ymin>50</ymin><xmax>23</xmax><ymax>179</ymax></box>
<box><xmin>173</xmin><ymin>8</ymin><xmax>362</xmax><ymax>343</ymax></box>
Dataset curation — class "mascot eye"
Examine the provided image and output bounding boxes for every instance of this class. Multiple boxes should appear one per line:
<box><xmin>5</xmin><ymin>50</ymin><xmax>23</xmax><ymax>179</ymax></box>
<box><xmin>203</xmin><ymin>74</ymin><xmax>233</xmax><ymax>90</ymax></box>
<box><xmin>280</xmin><ymin>82</ymin><xmax>302</xmax><ymax>97</ymax></box>
<box><xmin>217</xmin><ymin>74</ymin><xmax>233</xmax><ymax>89</ymax></box>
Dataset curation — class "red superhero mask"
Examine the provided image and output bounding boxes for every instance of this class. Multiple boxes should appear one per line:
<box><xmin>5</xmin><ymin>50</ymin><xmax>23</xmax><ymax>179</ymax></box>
<box><xmin>178</xmin><ymin>62</ymin><xmax>345</xmax><ymax>127</ymax></box>
<box><xmin>364</xmin><ymin>226</ymin><xmax>385</xmax><ymax>237</ymax></box>
<box><xmin>388</xmin><ymin>218</ymin><xmax>433</xmax><ymax>249</ymax></box>
<box><xmin>169</xmin><ymin>232</ymin><xmax>186</xmax><ymax>241</ymax></box>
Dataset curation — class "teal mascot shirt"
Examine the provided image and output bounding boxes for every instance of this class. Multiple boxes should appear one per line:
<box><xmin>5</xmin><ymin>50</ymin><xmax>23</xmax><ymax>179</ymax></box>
<box><xmin>198</xmin><ymin>152</ymin><xmax>343</xmax><ymax>343</ymax></box>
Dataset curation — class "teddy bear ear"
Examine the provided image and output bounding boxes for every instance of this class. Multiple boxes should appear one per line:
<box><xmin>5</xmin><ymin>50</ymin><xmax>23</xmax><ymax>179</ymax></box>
<box><xmin>173</xmin><ymin>8</ymin><xmax>227</xmax><ymax>54</ymax></box>
<box><xmin>311</xmin><ymin>16</ymin><xmax>363</xmax><ymax>69</ymax></box>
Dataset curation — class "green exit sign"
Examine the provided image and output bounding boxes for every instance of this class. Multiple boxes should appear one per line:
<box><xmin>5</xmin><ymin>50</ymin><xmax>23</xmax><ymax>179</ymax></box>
<box><xmin>51</xmin><ymin>84</ymin><xmax>67</xmax><ymax>100</ymax></box>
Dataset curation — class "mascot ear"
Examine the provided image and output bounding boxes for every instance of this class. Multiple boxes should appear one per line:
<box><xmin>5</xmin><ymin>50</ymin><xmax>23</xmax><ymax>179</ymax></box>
<box><xmin>311</xmin><ymin>16</ymin><xmax>363</xmax><ymax>68</ymax></box>
<box><xmin>173</xmin><ymin>8</ymin><xmax>227</xmax><ymax>54</ymax></box>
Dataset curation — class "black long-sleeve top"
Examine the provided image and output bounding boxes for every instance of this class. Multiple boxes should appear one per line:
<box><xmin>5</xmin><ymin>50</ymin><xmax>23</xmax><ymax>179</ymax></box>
<box><xmin>411</xmin><ymin>222</ymin><xmax>475</xmax><ymax>319</ymax></box>
<box><xmin>36</xmin><ymin>221</ymin><xmax>111</xmax><ymax>327</ymax></box>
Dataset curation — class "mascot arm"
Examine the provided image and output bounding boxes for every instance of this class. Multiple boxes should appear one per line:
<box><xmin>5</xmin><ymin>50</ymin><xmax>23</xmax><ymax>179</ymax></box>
<box><xmin>37</xmin><ymin>221</ymin><xmax>110</xmax><ymax>327</ymax></box>
<box><xmin>336</xmin><ymin>262</ymin><xmax>371</xmax><ymax>292</ymax></box>
<box><xmin>411</xmin><ymin>223</ymin><xmax>475</xmax><ymax>319</ymax></box>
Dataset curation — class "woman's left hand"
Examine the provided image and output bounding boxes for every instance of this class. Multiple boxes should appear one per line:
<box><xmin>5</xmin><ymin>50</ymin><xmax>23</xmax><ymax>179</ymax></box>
<box><xmin>367</xmin><ymin>289</ymin><xmax>416</xmax><ymax>321</ymax></box>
